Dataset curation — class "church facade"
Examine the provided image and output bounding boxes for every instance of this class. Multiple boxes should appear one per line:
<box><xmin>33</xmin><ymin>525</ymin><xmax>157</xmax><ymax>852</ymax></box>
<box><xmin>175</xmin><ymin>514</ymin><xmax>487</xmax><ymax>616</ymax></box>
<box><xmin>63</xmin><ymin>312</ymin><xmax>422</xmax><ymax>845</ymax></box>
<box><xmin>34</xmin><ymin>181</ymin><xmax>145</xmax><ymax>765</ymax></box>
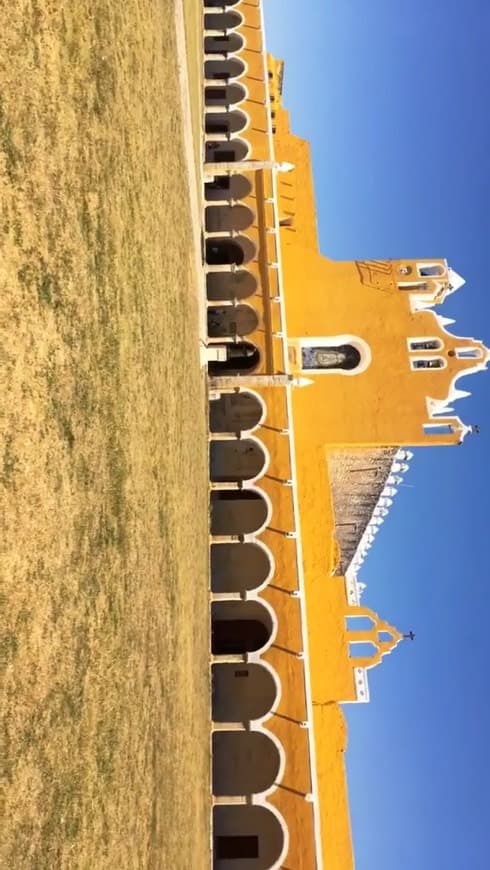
<box><xmin>201</xmin><ymin>3</ymin><xmax>489</xmax><ymax>868</ymax></box>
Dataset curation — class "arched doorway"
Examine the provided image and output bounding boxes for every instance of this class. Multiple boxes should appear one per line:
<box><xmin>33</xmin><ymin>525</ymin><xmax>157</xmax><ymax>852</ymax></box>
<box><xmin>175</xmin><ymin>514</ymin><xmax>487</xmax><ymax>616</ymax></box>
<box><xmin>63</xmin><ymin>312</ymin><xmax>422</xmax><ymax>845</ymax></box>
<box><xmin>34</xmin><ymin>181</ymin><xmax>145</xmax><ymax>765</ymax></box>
<box><xmin>207</xmin><ymin>304</ymin><xmax>258</xmax><ymax>338</ymax></box>
<box><xmin>205</xmin><ymin>174</ymin><xmax>252</xmax><ymax>203</ymax></box>
<box><xmin>204</xmin><ymin>11</ymin><xmax>243</xmax><ymax>32</ymax></box>
<box><xmin>206</xmin><ymin>269</ymin><xmax>257</xmax><ymax>301</ymax></box>
<box><xmin>212</xmin><ymin>663</ymin><xmax>278</xmax><ymax>722</ymax></box>
<box><xmin>211</xmin><ymin>599</ymin><xmax>273</xmax><ymax>655</ymax></box>
<box><xmin>209</xmin><ymin>391</ymin><xmax>264</xmax><ymax>433</ymax></box>
<box><xmin>205</xmin><ymin>204</ymin><xmax>254</xmax><ymax>233</ymax></box>
<box><xmin>204</xmin><ymin>83</ymin><xmax>246</xmax><ymax>108</ymax></box>
<box><xmin>205</xmin><ymin>138</ymin><xmax>249</xmax><ymax>163</ymax></box>
<box><xmin>211</xmin><ymin>542</ymin><xmax>272</xmax><ymax>593</ymax></box>
<box><xmin>205</xmin><ymin>110</ymin><xmax>248</xmax><ymax>136</ymax></box>
<box><xmin>204</xmin><ymin>33</ymin><xmax>244</xmax><ymax>55</ymax></box>
<box><xmin>212</xmin><ymin>730</ymin><xmax>281</xmax><ymax>796</ymax></box>
<box><xmin>206</xmin><ymin>239</ymin><xmax>245</xmax><ymax>266</ymax></box>
<box><xmin>210</xmin><ymin>489</ymin><xmax>270</xmax><ymax>536</ymax></box>
<box><xmin>204</xmin><ymin>57</ymin><xmax>245</xmax><ymax>82</ymax></box>
<box><xmin>210</xmin><ymin>438</ymin><xmax>267</xmax><ymax>483</ymax></box>
<box><xmin>213</xmin><ymin>804</ymin><xmax>286</xmax><ymax>870</ymax></box>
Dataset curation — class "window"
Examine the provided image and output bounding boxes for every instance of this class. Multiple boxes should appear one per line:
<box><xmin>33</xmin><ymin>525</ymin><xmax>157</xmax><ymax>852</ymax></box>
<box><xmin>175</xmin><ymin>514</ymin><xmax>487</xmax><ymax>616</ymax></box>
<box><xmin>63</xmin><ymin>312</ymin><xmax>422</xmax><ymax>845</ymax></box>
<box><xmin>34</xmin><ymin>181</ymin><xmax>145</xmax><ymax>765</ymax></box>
<box><xmin>378</xmin><ymin>631</ymin><xmax>394</xmax><ymax>644</ymax></box>
<box><xmin>349</xmin><ymin>642</ymin><xmax>377</xmax><ymax>660</ymax></box>
<box><xmin>409</xmin><ymin>339</ymin><xmax>442</xmax><ymax>352</ymax></box>
<box><xmin>455</xmin><ymin>347</ymin><xmax>483</xmax><ymax>359</ymax></box>
<box><xmin>345</xmin><ymin>616</ymin><xmax>375</xmax><ymax>632</ymax></box>
<box><xmin>412</xmin><ymin>358</ymin><xmax>444</xmax><ymax>370</ymax></box>
<box><xmin>398</xmin><ymin>281</ymin><xmax>429</xmax><ymax>291</ymax></box>
<box><xmin>424</xmin><ymin>423</ymin><xmax>455</xmax><ymax>436</ymax></box>
<box><xmin>234</xmin><ymin>669</ymin><xmax>249</xmax><ymax>678</ymax></box>
<box><xmin>399</xmin><ymin>265</ymin><xmax>412</xmax><ymax>275</ymax></box>
<box><xmin>418</xmin><ymin>264</ymin><xmax>445</xmax><ymax>277</ymax></box>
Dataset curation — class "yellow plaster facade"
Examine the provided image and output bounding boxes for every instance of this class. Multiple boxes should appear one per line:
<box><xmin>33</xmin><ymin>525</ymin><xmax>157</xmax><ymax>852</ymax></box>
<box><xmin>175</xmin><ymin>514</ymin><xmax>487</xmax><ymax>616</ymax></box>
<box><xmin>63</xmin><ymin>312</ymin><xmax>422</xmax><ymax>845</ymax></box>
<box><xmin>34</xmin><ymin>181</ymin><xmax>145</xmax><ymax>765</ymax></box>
<box><xmin>203</xmin><ymin>5</ymin><xmax>489</xmax><ymax>869</ymax></box>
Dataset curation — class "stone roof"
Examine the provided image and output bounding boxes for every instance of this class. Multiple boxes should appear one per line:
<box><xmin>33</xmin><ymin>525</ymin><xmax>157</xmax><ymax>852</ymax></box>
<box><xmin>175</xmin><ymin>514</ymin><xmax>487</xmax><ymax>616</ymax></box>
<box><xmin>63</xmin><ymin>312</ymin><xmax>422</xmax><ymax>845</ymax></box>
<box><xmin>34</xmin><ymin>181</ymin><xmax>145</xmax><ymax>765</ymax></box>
<box><xmin>327</xmin><ymin>447</ymin><xmax>399</xmax><ymax>575</ymax></box>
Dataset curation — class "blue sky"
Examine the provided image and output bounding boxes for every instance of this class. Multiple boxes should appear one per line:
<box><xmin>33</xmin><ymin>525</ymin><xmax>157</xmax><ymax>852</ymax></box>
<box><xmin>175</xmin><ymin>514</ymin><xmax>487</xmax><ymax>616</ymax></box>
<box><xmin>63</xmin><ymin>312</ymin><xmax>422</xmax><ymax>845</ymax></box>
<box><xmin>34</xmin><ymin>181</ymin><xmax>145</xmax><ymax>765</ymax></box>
<box><xmin>264</xmin><ymin>2</ymin><xmax>490</xmax><ymax>868</ymax></box>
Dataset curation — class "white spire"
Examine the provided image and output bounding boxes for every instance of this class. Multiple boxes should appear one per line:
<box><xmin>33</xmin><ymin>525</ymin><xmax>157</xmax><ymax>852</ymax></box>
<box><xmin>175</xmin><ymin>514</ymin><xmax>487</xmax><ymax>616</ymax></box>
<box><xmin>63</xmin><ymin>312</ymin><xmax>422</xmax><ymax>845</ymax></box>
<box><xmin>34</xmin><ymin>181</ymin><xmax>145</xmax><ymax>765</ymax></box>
<box><xmin>447</xmin><ymin>268</ymin><xmax>466</xmax><ymax>293</ymax></box>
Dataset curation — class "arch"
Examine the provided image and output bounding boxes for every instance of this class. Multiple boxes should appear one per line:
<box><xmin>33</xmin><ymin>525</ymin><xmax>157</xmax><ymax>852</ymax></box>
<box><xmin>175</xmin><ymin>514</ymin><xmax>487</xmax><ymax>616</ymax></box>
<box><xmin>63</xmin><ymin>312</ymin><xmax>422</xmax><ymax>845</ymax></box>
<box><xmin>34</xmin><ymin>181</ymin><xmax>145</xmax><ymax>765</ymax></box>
<box><xmin>209</xmin><ymin>390</ymin><xmax>266</xmax><ymax>433</ymax></box>
<box><xmin>213</xmin><ymin>803</ymin><xmax>288</xmax><ymax>870</ymax></box>
<box><xmin>206</xmin><ymin>203</ymin><xmax>254</xmax><ymax>233</ymax></box>
<box><xmin>204</xmin><ymin>10</ymin><xmax>243</xmax><ymax>32</ymax></box>
<box><xmin>210</xmin><ymin>436</ymin><xmax>268</xmax><ymax>483</ymax></box>
<box><xmin>418</xmin><ymin>263</ymin><xmax>445</xmax><ymax>277</ymax></box>
<box><xmin>208</xmin><ymin>341</ymin><xmax>260</xmax><ymax>375</ymax></box>
<box><xmin>205</xmin><ymin>109</ymin><xmax>248</xmax><ymax>136</ymax></box>
<box><xmin>207</xmin><ymin>304</ymin><xmax>259</xmax><ymax>338</ymax></box>
<box><xmin>212</xmin><ymin>662</ymin><xmax>279</xmax><ymax>722</ymax></box>
<box><xmin>212</xmin><ymin>730</ymin><xmax>281</xmax><ymax>796</ymax></box>
<box><xmin>210</xmin><ymin>487</ymin><xmax>271</xmax><ymax>535</ymax></box>
<box><xmin>206</xmin><ymin>236</ymin><xmax>256</xmax><ymax>266</ymax></box>
<box><xmin>206</xmin><ymin>269</ymin><xmax>257</xmax><ymax>301</ymax></box>
<box><xmin>205</xmin><ymin>138</ymin><xmax>250</xmax><ymax>163</ymax></box>
<box><xmin>345</xmin><ymin>615</ymin><xmax>375</xmax><ymax>632</ymax></box>
<box><xmin>211</xmin><ymin>598</ymin><xmax>275</xmax><ymax>655</ymax></box>
<box><xmin>300</xmin><ymin>334</ymin><xmax>372</xmax><ymax>376</ymax></box>
<box><xmin>204</xmin><ymin>33</ymin><xmax>244</xmax><ymax>55</ymax></box>
<box><xmin>205</xmin><ymin>0</ymin><xmax>241</xmax><ymax>8</ymax></box>
<box><xmin>205</xmin><ymin>57</ymin><xmax>246</xmax><ymax>82</ymax></box>
<box><xmin>205</xmin><ymin>82</ymin><xmax>247</xmax><ymax>108</ymax></box>
<box><xmin>210</xmin><ymin>541</ymin><xmax>274</xmax><ymax>593</ymax></box>
<box><xmin>205</xmin><ymin>174</ymin><xmax>252</xmax><ymax>203</ymax></box>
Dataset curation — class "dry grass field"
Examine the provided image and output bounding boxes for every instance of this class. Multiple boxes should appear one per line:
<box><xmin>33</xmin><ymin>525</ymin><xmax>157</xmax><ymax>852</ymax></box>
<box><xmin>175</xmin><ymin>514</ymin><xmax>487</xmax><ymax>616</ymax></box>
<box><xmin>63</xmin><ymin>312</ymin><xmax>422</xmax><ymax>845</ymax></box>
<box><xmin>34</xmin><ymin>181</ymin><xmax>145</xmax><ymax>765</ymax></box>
<box><xmin>1</xmin><ymin>2</ymin><xmax>210</xmax><ymax>869</ymax></box>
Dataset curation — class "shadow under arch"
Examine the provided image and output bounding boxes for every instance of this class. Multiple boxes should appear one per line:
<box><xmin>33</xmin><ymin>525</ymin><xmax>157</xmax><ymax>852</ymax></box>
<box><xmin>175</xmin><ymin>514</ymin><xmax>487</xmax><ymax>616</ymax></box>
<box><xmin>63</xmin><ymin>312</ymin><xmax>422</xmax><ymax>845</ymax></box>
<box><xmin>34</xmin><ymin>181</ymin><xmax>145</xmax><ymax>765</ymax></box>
<box><xmin>205</xmin><ymin>109</ymin><xmax>248</xmax><ymax>136</ymax></box>
<box><xmin>209</xmin><ymin>390</ymin><xmax>266</xmax><ymax>434</ymax></box>
<box><xmin>211</xmin><ymin>597</ymin><xmax>276</xmax><ymax>655</ymax></box>
<box><xmin>204</xmin><ymin>10</ymin><xmax>244</xmax><ymax>32</ymax></box>
<box><xmin>208</xmin><ymin>341</ymin><xmax>260</xmax><ymax>376</ymax></box>
<box><xmin>206</xmin><ymin>269</ymin><xmax>257</xmax><ymax>301</ymax></box>
<box><xmin>205</xmin><ymin>82</ymin><xmax>247</xmax><ymax>108</ymax></box>
<box><xmin>210</xmin><ymin>435</ymin><xmax>268</xmax><ymax>483</ymax></box>
<box><xmin>211</xmin><ymin>540</ymin><xmax>274</xmax><ymax>593</ymax></box>
<box><xmin>212</xmin><ymin>661</ymin><xmax>280</xmax><ymax>723</ymax></box>
<box><xmin>206</xmin><ymin>235</ymin><xmax>256</xmax><ymax>267</ymax></box>
<box><xmin>205</xmin><ymin>137</ymin><xmax>250</xmax><ymax>163</ymax></box>
<box><xmin>207</xmin><ymin>303</ymin><xmax>259</xmax><ymax>338</ymax></box>
<box><xmin>212</xmin><ymin>802</ymin><xmax>288</xmax><ymax>870</ymax></box>
<box><xmin>206</xmin><ymin>203</ymin><xmax>254</xmax><ymax>233</ymax></box>
<box><xmin>212</xmin><ymin>730</ymin><xmax>282</xmax><ymax>797</ymax></box>
<box><xmin>205</xmin><ymin>173</ymin><xmax>252</xmax><ymax>203</ymax></box>
<box><xmin>204</xmin><ymin>33</ymin><xmax>244</xmax><ymax>55</ymax></box>
<box><xmin>204</xmin><ymin>57</ymin><xmax>246</xmax><ymax>82</ymax></box>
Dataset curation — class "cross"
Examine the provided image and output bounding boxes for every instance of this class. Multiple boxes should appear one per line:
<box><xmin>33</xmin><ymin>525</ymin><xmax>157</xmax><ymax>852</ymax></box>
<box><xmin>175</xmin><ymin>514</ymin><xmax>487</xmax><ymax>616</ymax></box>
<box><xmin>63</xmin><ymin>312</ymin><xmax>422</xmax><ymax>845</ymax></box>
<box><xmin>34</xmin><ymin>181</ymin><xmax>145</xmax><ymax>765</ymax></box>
<box><xmin>403</xmin><ymin>631</ymin><xmax>416</xmax><ymax>641</ymax></box>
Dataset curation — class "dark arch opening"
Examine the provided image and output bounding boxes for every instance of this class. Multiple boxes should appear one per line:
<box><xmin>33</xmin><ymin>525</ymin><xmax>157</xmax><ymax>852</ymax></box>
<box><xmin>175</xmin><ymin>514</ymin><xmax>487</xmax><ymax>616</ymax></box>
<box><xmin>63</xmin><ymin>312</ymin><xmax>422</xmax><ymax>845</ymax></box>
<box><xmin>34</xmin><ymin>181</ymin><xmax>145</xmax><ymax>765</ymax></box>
<box><xmin>211</xmin><ymin>600</ymin><xmax>273</xmax><ymax>655</ymax></box>
<box><xmin>212</xmin><ymin>731</ymin><xmax>281</xmax><ymax>796</ymax></box>
<box><xmin>205</xmin><ymin>204</ymin><xmax>254</xmax><ymax>233</ymax></box>
<box><xmin>204</xmin><ymin>33</ymin><xmax>244</xmax><ymax>55</ymax></box>
<box><xmin>205</xmin><ymin>83</ymin><xmax>246</xmax><ymax>108</ymax></box>
<box><xmin>208</xmin><ymin>341</ymin><xmax>260</xmax><ymax>375</ymax></box>
<box><xmin>210</xmin><ymin>438</ymin><xmax>266</xmax><ymax>483</ymax></box>
<box><xmin>205</xmin><ymin>174</ymin><xmax>252</xmax><ymax>203</ymax></box>
<box><xmin>204</xmin><ymin>11</ymin><xmax>243</xmax><ymax>32</ymax></box>
<box><xmin>205</xmin><ymin>110</ymin><xmax>247</xmax><ymax>136</ymax></box>
<box><xmin>210</xmin><ymin>542</ymin><xmax>272</xmax><ymax>592</ymax></box>
<box><xmin>209</xmin><ymin>392</ymin><xmax>264</xmax><ymax>434</ymax></box>
<box><xmin>212</xmin><ymin>663</ymin><xmax>278</xmax><ymax>722</ymax></box>
<box><xmin>213</xmin><ymin>805</ymin><xmax>285</xmax><ymax>870</ymax></box>
<box><xmin>205</xmin><ymin>138</ymin><xmax>249</xmax><ymax>163</ymax></box>
<box><xmin>210</xmin><ymin>489</ymin><xmax>269</xmax><ymax>535</ymax></box>
<box><xmin>204</xmin><ymin>57</ymin><xmax>245</xmax><ymax>82</ymax></box>
<box><xmin>206</xmin><ymin>239</ymin><xmax>244</xmax><ymax>266</ymax></box>
<box><xmin>205</xmin><ymin>0</ymin><xmax>240</xmax><ymax>7</ymax></box>
<box><xmin>206</xmin><ymin>269</ymin><xmax>257</xmax><ymax>301</ymax></box>
<box><xmin>207</xmin><ymin>304</ymin><xmax>258</xmax><ymax>338</ymax></box>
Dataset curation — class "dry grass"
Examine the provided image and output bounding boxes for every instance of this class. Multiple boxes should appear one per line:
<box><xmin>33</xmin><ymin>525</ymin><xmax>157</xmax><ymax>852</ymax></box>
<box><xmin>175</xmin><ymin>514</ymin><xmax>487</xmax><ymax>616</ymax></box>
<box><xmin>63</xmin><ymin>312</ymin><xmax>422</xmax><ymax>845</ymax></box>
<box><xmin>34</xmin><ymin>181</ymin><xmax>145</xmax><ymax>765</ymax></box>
<box><xmin>1</xmin><ymin>2</ymin><xmax>210</xmax><ymax>869</ymax></box>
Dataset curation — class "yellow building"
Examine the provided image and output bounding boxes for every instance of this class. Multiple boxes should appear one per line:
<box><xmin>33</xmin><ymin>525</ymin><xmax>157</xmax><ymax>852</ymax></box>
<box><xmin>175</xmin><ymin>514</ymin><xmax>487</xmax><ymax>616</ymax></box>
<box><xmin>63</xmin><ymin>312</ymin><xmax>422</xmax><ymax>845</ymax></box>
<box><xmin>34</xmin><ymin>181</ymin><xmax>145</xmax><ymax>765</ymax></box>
<box><xmin>202</xmin><ymin>2</ymin><xmax>489</xmax><ymax>868</ymax></box>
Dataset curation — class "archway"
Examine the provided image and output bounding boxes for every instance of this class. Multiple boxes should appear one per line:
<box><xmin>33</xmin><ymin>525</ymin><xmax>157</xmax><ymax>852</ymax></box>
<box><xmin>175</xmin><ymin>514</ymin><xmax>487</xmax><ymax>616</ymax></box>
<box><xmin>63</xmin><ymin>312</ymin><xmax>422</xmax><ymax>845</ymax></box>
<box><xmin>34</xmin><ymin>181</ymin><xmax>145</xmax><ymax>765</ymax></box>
<box><xmin>210</xmin><ymin>542</ymin><xmax>273</xmax><ymax>593</ymax></box>
<box><xmin>208</xmin><ymin>341</ymin><xmax>260</xmax><ymax>375</ymax></box>
<box><xmin>210</xmin><ymin>437</ymin><xmax>267</xmax><ymax>483</ymax></box>
<box><xmin>212</xmin><ymin>730</ymin><xmax>281</xmax><ymax>796</ymax></box>
<box><xmin>204</xmin><ymin>57</ymin><xmax>245</xmax><ymax>82</ymax></box>
<box><xmin>204</xmin><ymin>33</ymin><xmax>244</xmax><ymax>55</ymax></box>
<box><xmin>210</xmin><ymin>488</ymin><xmax>270</xmax><ymax>536</ymax></box>
<box><xmin>205</xmin><ymin>83</ymin><xmax>247</xmax><ymax>108</ymax></box>
<box><xmin>206</xmin><ymin>236</ymin><xmax>256</xmax><ymax>266</ymax></box>
<box><xmin>209</xmin><ymin>391</ymin><xmax>264</xmax><ymax>433</ymax></box>
<box><xmin>205</xmin><ymin>138</ymin><xmax>249</xmax><ymax>163</ymax></box>
<box><xmin>205</xmin><ymin>110</ymin><xmax>248</xmax><ymax>136</ymax></box>
<box><xmin>207</xmin><ymin>304</ymin><xmax>259</xmax><ymax>338</ymax></box>
<box><xmin>213</xmin><ymin>804</ymin><xmax>287</xmax><ymax>870</ymax></box>
<box><xmin>204</xmin><ymin>11</ymin><xmax>243</xmax><ymax>32</ymax></box>
<box><xmin>206</xmin><ymin>269</ymin><xmax>257</xmax><ymax>301</ymax></box>
<box><xmin>205</xmin><ymin>204</ymin><xmax>254</xmax><ymax>233</ymax></box>
<box><xmin>205</xmin><ymin>174</ymin><xmax>252</xmax><ymax>203</ymax></box>
<box><xmin>205</xmin><ymin>0</ymin><xmax>241</xmax><ymax>8</ymax></box>
<box><xmin>211</xmin><ymin>599</ymin><xmax>273</xmax><ymax>655</ymax></box>
<box><xmin>212</xmin><ymin>663</ymin><xmax>278</xmax><ymax>722</ymax></box>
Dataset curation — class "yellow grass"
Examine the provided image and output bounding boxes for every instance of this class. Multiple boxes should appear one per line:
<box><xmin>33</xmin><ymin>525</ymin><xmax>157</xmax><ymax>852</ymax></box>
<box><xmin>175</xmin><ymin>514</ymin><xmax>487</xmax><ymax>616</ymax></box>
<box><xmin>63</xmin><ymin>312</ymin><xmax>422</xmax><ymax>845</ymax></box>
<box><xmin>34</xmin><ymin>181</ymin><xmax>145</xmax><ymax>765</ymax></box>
<box><xmin>1</xmin><ymin>2</ymin><xmax>210</xmax><ymax>868</ymax></box>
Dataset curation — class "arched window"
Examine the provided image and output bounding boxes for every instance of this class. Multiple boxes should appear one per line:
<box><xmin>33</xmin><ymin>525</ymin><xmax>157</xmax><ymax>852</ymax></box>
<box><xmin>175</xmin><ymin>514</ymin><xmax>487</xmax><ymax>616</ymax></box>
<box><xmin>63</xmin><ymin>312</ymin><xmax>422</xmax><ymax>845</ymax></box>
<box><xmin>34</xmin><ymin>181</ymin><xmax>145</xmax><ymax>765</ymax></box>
<box><xmin>411</xmin><ymin>358</ymin><xmax>445</xmax><ymax>370</ymax></box>
<box><xmin>409</xmin><ymin>338</ymin><xmax>443</xmax><ymax>352</ymax></box>
<box><xmin>302</xmin><ymin>344</ymin><xmax>361</xmax><ymax>371</ymax></box>
<box><xmin>418</xmin><ymin>263</ymin><xmax>445</xmax><ymax>277</ymax></box>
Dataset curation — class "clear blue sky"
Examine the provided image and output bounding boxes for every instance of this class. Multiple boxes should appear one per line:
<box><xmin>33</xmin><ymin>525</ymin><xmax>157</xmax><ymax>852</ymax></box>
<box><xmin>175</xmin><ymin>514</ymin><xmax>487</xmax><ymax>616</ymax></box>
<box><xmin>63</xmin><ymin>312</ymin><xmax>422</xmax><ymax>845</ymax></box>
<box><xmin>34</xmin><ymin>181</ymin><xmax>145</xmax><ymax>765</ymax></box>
<box><xmin>263</xmin><ymin>2</ymin><xmax>490</xmax><ymax>868</ymax></box>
